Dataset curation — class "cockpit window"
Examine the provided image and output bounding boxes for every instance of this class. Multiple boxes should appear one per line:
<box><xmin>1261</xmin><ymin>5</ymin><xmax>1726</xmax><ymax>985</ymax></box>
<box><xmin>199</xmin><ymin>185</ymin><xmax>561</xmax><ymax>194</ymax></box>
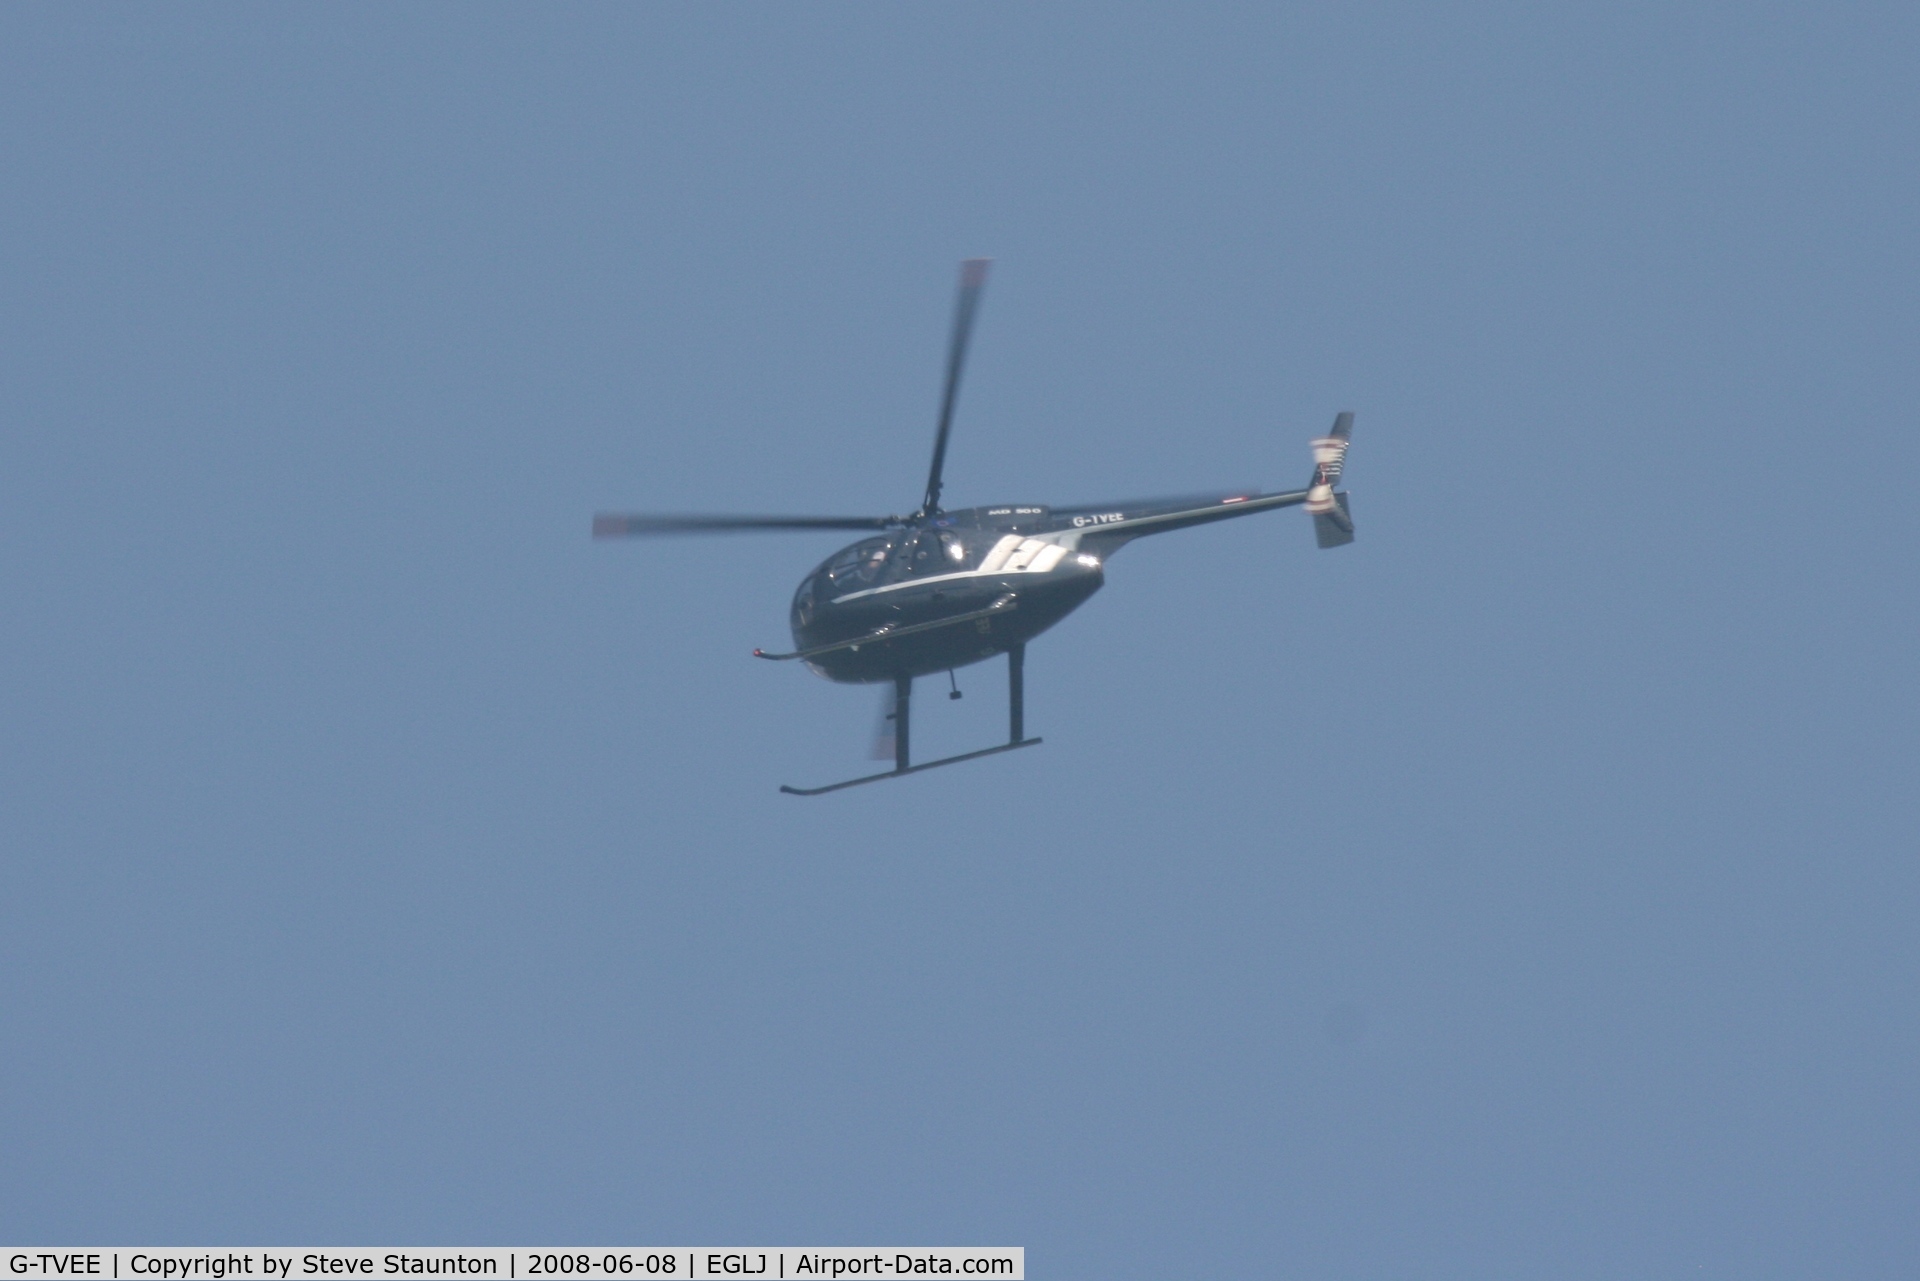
<box><xmin>824</xmin><ymin>538</ymin><xmax>892</xmax><ymax>587</ymax></box>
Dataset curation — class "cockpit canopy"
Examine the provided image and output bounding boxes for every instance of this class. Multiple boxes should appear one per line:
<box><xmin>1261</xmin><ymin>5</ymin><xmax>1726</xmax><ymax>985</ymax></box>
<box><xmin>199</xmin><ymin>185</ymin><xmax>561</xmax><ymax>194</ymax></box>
<box><xmin>790</xmin><ymin>514</ymin><xmax>1057</xmax><ymax>628</ymax></box>
<box><xmin>794</xmin><ymin>536</ymin><xmax>891</xmax><ymax>626</ymax></box>
<box><xmin>822</xmin><ymin>537</ymin><xmax>893</xmax><ymax>587</ymax></box>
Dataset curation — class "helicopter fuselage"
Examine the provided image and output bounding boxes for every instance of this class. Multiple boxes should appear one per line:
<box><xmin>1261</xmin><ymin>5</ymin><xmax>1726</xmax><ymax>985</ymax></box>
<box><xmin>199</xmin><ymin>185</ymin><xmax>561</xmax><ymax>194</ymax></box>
<box><xmin>592</xmin><ymin>254</ymin><xmax>1357</xmax><ymax>793</ymax></box>
<box><xmin>789</xmin><ymin>494</ymin><xmax>1268</xmax><ymax>683</ymax></box>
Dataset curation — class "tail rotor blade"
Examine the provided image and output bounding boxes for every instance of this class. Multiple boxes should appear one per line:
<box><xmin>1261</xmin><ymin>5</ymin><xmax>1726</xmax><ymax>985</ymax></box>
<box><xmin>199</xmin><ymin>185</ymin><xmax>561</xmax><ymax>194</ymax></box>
<box><xmin>921</xmin><ymin>257</ymin><xmax>991</xmax><ymax>515</ymax></box>
<box><xmin>1307</xmin><ymin>411</ymin><xmax>1353</xmax><ymax>491</ymax></box>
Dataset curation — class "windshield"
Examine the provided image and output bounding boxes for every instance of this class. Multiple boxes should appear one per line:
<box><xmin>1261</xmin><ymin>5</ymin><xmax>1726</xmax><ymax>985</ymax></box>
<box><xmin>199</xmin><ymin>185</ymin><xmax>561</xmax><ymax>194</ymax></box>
<box><xmin>822</xmin><ymin>537</ymin><xmax>892</xmax><ymax>588</ymax></box>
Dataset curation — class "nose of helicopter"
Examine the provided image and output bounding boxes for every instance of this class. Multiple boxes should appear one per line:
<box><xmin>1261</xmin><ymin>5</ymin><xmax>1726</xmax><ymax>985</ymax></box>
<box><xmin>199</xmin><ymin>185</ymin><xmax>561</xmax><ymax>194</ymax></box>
<box><xmin>792</xmin><ymin>545</ymin><xmax>1106</xmax><ymax>683</ymax></box>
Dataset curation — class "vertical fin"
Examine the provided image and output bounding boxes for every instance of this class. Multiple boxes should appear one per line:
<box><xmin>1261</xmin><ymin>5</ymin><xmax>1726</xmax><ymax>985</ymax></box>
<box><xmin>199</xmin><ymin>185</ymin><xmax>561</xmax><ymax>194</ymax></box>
<box><xmin>1305</xmin><ymin>412</ymin><xmax>1355</xmax><ymax>548</ymax></box>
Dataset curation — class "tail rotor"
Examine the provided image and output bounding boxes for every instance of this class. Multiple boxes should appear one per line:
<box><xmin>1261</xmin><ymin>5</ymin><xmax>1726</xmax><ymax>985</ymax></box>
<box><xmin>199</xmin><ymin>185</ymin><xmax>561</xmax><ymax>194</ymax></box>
<box><xmin>1305</xmin><ymin>411</ymin><xmax>1355</xmax><ymax>548</ymax></box>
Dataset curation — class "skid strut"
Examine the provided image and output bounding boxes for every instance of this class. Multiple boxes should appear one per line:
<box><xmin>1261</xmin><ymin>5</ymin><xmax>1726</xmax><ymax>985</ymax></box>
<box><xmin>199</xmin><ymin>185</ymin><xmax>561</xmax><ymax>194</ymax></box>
<box><xmin>780</xmin><ymin>646</ymin><xmax>1041</xmax><ymax>796</ymax></box>
<box><xmin>894</xmin><ymin>672</ymin><xmax>912</xmax><ymax>772</ymax></box>
<box><xmin>1009</xmin><ymin>642</ymin><xmax>1025</xmax><ymax>744</ymax></box>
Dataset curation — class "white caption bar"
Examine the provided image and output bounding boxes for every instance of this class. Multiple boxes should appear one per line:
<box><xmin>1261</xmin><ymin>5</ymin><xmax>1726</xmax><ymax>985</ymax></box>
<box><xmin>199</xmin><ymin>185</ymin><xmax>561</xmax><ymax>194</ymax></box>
<box><xmin>4</xmin><ymin>1253</ymin><xmax>1022</xmax><ymax>1281</ymax></box>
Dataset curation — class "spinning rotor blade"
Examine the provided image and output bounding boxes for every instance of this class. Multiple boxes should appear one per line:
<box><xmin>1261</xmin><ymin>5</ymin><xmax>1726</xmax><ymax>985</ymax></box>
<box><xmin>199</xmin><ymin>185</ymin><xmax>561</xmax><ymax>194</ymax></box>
<box><xmin>1305</xmin><ymin>411</ymin><xmax>1356</xmax><ymax>547</ymax></box>
<box><xmin>1308</xmin><ymin>411</ymin><xmax>1354</xmax><ymax>491</ymax></box>
<box><xmin>921</xmin><ymin>257</ymin><xmax>991</xmax><ymax>515</ymax></box>
<box><xmin>592</xmin><ymin>513</ymin><xmax>900</xmax><ymax>538</ymax></box>
<box><xmin>870</xmin><ymin>687</ymin><xmax>898</xmax><ymax>761</ymax></box>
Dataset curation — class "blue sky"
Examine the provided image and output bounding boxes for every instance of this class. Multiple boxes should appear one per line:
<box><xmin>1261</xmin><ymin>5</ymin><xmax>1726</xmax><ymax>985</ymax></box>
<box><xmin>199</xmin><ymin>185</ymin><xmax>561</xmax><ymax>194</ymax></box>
<box><xmin>2</xmin><ymin>5</ymin><xmax>1916</xmax><ymax>1277</ymax></box>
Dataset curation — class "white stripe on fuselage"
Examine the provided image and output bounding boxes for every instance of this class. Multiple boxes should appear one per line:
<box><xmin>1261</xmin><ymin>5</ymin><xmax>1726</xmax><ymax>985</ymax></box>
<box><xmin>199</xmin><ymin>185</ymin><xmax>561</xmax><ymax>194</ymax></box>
<box><xmin>829</xmin><ymin>535</ymin><xmax>1077</xmax><ymax>604</ymax></box>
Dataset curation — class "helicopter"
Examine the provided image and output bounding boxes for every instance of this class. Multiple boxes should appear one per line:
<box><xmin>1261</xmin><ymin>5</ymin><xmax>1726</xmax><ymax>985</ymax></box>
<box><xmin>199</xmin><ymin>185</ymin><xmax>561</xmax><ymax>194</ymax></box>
<box><xmin>594</xmin><ymin>259</ymin><xmax>1357</xmax><ymax>795</ymax></box>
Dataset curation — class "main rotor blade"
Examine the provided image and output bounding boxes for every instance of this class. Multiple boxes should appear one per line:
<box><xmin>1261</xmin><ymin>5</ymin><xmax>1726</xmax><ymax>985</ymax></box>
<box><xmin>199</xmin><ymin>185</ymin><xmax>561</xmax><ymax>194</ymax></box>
<box><xmin>592</xmin><ymin>513</ymin><xmax>900</xmax><ymax>538</ymax></box>
<box><xmin>921</xmin><ymin>257</ymin><xmax>991</xmax><ymax>515</ymax></box>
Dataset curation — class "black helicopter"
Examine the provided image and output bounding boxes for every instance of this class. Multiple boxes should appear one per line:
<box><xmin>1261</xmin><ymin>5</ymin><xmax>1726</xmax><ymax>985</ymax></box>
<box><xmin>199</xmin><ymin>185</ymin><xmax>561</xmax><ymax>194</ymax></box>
<box><xmin>595</xmin><ymin>259</ymin><xmax>1356</xmax><ymax>794</ymax></box>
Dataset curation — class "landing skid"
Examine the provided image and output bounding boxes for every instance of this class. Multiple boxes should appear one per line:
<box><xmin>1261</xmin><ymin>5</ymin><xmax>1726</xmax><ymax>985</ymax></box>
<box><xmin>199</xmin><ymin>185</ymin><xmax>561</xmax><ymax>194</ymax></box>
<box><xmin>780</xmin><ymin>737</ymin><xmax>1042</xmax><ymax>796</ymax></box>
<box><xmin>780</xmin><ymin>643</ymin><xmax>1035</xmax><ymax>796</ymax></box>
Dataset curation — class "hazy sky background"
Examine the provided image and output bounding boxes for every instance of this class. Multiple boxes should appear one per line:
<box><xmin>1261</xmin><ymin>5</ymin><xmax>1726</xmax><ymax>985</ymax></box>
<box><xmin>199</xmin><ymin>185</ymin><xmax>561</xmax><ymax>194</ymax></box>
<box><xmin>2</xmin><ymin>5</ymin><xmax>1915</xmax><ymax>1276</ymax></box>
